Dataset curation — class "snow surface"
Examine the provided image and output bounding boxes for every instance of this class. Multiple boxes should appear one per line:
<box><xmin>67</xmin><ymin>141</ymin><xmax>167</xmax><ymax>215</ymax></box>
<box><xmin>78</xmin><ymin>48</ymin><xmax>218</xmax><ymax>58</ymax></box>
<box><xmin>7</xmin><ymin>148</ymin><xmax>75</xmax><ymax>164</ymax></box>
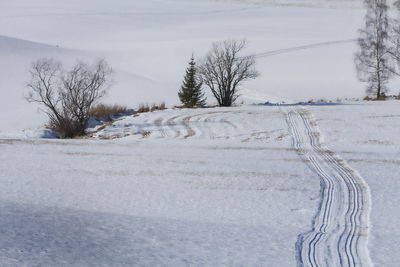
<box><xmin>309</xmin><ymin>101</ymin><xmax>400</xmax><ymax>267</ymax></box>
<box><xmin>0</xmin><ymin>108</ymin><xmax>320</xmax><ymax>265</ymax></box>
<box><xmin>1</xmin><ymin>0</ymin><xmax>400</xmax><ymax>266</ymax></box>
<box><xmin>1</xmin><ymin>102</ymin><xmax>400</xmax><ymax>265</ymax></box>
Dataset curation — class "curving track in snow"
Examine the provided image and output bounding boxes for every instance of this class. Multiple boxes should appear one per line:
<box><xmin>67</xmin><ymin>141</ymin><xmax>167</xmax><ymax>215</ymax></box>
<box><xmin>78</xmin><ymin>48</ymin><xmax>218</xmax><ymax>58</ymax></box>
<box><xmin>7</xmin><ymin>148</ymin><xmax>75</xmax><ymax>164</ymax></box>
<box><xmin>284</xmin><ymin>107</ymin><xmax>372</xmax><ymax>267</ymax></box>
<box><xmin>91</xmin><ymin>108</ymin><xmax>288</xmax><ymax>142</ymax></box>
<box><xmin>68</xmin><ymin>105</ymin><xmax>374</xmax><ymax>266</ymax></box>
<box><xmin>250</xmin><ymin>39</ymin><xmax>356</xmax><ymax>59</ymax></box>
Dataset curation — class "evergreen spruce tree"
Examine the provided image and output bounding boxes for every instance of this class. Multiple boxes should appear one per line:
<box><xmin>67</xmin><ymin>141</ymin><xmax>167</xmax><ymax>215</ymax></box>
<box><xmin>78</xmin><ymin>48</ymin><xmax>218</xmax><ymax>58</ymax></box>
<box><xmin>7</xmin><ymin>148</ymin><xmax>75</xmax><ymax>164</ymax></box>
<box><xmin>178</xmin><ymin>55</ymin><xmax>206</xmax><ymax>107</ymax></box>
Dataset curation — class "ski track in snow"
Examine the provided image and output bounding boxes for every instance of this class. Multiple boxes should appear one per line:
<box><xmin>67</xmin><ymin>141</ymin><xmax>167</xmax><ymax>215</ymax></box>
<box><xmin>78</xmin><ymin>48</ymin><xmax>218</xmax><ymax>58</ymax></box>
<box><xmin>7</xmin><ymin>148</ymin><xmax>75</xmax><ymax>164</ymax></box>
<box><xmin>250</xmin><ymin>39</ymin><xmax>356</xmax><ymax>59</ymax></box>
<box><xmin>283</xmin><ymin>106</ymin><xmax>372</xmax><ymax>267</ymax></box>
<box><xmin>91</xmin><ymin>106</ymin><xmax>373</xmax><ymax>266</ymax></box>
<box><xmin>93</xmin><ymin>108</ymin><xmax>293</xmax><ymax>142</ymax></box>
<box><xmin>93</xmin><ymin>109</ymin><xmax>250</xmax><ymax>141</ymax></box>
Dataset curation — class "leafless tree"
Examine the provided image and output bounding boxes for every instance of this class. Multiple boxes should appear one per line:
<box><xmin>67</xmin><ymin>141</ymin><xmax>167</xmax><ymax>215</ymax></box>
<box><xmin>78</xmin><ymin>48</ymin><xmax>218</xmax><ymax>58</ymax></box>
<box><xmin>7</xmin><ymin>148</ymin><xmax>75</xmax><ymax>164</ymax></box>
<box><xmin>198</xmin><ymin>40</ymin><xmax>259</xmax><ymax>106</ymax></box>
<box><xmin>387</xmin><ymin>1</ymin><xmax>400</xmax><ymax>78</ymax></box>
<box><xmin>355</xmin><ymin>0</ymin><xmax>392</xmax><ymax>99</ymax></box>
<box><xmin>27</xmin><ymin>58</ymin><xmax>112</xmax><ymax>138</ymax></box>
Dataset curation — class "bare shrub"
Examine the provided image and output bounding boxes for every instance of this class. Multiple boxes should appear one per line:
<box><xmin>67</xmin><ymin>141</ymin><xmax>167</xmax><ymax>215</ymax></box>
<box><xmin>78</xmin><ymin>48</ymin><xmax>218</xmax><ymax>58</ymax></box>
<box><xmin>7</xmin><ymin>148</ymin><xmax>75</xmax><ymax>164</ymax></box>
<box><xmin>137</xmin><ymin>102</ymin><xmax>166</xmax><ymax>113</ymax></box>
<box><xmin>159</xmin><ymin>102</ymin><xmax>166</xmax><ymax>110</ymax></box>
<box><xmin>364</xmin><ymin>94</ymin><xmax>387</xmax><ymax>101</ymax></box>
<box><xmin>89</xmin><ymin>104</ymin><xmax>128</xmax><ymax>121</ymax></box>
<box><xmin>141</xmin><ymin>130</ymin><xmax>151</xmax><ymax>137</ymax></box>
<box><xmin>27</xmin><ymin>58</ymin><xmax>112</xmax><ymax>138</ymax></box>
<box><xmin>137</xmin><ymin>103</ymin><xmax>150</xmax><ymax>113</ymax></box>
<box><xmin>150</xmin><ymin>102</ymin><xmax>167</xmax><ymax>112</ymax></box>
<box><xmin>150</xmin><ymin>104</ymin><xmax>158</xmax><ymax>112</ymax></box>
<box><xmin>376</xmin><ymin>93</ymin><xmax>388</xmax><ymax>100</ymax></box>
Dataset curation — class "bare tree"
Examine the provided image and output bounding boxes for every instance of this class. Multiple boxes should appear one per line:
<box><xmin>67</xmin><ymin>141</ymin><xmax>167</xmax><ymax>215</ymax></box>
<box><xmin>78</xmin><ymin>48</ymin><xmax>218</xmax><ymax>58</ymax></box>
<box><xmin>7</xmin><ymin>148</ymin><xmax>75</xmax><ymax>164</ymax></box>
<box><xmin>198</xmin><ymin>40</ymin><xmax>259</xmax><ymax>107</ymax></box>
<box><xmin>355</xmin><ymin>0</ymin><xmax>392</xmax><ymax>99</ymax></box>
<box><xmin>27</xmin><ymin>58</ymin><xmax>112</xmax><ymax>138</ymax></box>
<box><xmin>387</xmin><ymin>1</ymin><xmax>400</xmax><ymax>78</ymax></box>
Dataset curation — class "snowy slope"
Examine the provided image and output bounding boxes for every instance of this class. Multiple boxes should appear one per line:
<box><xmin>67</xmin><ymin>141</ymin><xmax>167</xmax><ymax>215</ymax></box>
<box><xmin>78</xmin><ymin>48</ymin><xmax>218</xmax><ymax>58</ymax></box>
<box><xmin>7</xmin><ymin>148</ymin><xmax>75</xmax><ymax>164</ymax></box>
<box><xmin>0</xmin><ymin>0</ymin><xmax>371</xmax><ymax>135</ymax></box>
<box><xmin>0</xmin><ymin>35</ymin><xmax>77</xmax><ymax>137</ymax></box>
<box><xmin>0</xmin><ymin>106</ymin><xmax>320</xmax><ymax>266</ymax></box>
<box><xmin>1</xmin><ymin>101</ymin><xmax>399</xmax><ymax>265</ymax></box>
<box><xmin>309</xmin><ymin>101</ymin><xmax>400</xmax><ymax>267</ymax></box>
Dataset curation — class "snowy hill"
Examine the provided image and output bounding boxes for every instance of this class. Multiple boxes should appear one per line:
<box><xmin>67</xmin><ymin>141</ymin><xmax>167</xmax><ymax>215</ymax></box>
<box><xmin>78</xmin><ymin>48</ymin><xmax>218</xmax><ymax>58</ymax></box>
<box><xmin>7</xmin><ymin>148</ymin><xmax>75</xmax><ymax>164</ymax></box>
<box><xmin>0</xmin><ymin>35</ymin><xmax>81</xmax><ymax>137</ymax></box>
<box><xmin>0</xmin><ymin>0</ymin><xmax>370</xmax><ymax>136</ymax></box>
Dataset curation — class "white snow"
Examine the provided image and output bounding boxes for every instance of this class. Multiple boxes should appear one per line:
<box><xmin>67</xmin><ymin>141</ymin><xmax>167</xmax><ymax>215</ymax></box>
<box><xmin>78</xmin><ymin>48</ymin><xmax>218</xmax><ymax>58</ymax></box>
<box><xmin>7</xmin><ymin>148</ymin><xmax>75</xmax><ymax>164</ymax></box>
<box><xmin>309</xmin><ymin>101</ymin><xmax>400</xmax><ymax>266</ymax></box>
<box><xmin>0</xmin><ymin>115</ymin><xmax>319</xmax><ymax>265</ymax></box>
<box><xmin>1</xmin><ymin>0</ymin><xmax>400</xmax><ymax>266</ymax></box>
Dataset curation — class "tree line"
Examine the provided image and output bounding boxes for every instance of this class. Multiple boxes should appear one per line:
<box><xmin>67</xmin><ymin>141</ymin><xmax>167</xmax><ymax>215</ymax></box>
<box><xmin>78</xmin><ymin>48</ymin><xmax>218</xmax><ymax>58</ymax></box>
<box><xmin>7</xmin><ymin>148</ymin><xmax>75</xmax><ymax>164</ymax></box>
<box><xmin>27</xmin><ymin>40</ymin><xmax>257</xmax><ymax>138</ymax></box>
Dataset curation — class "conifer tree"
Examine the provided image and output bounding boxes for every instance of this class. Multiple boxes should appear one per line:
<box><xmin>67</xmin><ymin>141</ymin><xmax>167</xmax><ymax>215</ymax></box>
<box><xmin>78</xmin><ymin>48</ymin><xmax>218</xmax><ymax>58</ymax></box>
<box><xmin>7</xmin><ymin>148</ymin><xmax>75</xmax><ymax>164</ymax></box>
<box><xmin>178</xmin><ymin>55</ymin><xmax>206</xmax><ymax>107</ymax></box>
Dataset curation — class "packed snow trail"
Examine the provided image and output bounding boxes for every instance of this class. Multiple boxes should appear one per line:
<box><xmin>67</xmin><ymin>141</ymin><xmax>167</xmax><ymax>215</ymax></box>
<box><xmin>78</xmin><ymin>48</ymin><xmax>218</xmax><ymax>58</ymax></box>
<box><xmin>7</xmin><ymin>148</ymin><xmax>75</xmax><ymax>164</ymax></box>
<box><xmin>251</xmin><ymin>39</ymin><xmax>356</xmax><ymax>59</ymax></box>
<box><xmin>284</xmin><ymin>107</ymin><xmax>372</xmax><ymax>267</ymax></box>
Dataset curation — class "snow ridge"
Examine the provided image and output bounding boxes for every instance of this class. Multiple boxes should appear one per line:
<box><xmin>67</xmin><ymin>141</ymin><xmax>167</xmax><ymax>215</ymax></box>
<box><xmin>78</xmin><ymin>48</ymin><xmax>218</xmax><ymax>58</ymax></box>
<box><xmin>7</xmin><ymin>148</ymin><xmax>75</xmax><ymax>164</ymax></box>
<box><xmin>284</xmin><ymin>107</ymin><xmax>372</xmax><ymax>267</ymax></box>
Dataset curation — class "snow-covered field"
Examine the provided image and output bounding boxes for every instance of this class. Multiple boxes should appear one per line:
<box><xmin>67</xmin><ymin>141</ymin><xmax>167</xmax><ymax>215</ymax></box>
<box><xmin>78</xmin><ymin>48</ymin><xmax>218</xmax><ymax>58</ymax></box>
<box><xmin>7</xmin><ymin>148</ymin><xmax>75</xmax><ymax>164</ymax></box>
<box><xmin>1</xmin><ymin>0</ymin><xmax>400</xmax><ymax>266</ymax></box>
<box><xmin>309</xmin><ymin>101</ymin><xmax>400</xmax><ymax>267</ymax></box>
<box><xmin>0</xmin><ymin>107</ymin><xmax>315</xmax><ymax>266</ymax></box>
<box><xmin>1</xmin><ymin>102</ymin><xmax>400</xmax><ymax>266</ymax></box>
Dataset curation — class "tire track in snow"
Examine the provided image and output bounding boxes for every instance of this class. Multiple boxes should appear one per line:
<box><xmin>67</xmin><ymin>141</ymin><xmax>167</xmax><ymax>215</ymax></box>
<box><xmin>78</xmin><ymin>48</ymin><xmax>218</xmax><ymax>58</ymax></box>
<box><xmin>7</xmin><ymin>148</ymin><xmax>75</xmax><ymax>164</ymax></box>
<box><xmin>166</xmin><ymin>115</ymin><xmax>183</xmax><ymax>138</ymax></box>
<box><xmin>201</xmin><ymin>112</ymin><xmax>237</xmax><ymax>139</ymax></box>
<box><xmin>154</xmin><ymin>117</ymin><xmax>168</xmax><ymax>138</ymax></box>
<box><xmin>250</xmin><ymin>39</ymin><xmax>356</xmax><ymax>59</ymax></box>
<box><xmin>182</xmin><ymin>114</ymin><xmax>200</xmax><ymax>139</ymax></box>
<box><xmin>174</xmin><ymin>111</ymin><xmax>234</xmax><ymax>139</ymax></box>
<box><xmin>284</xmin><ymin>107</ymin><xmax>372</xmax><ymax>267</ymax></box>
<box><xmin>203</xmin><ymin>113</ymin><xmax>222</xmax><ymax>139</ymax></box>
<box><xmin>94</xmin><ymin>109</ymin><xmax>257</xmax><ymax>141</ymax></box>
<box><xmin>165</xmin><ymin>112</ymin><xmax>208</xmax><ymax>138</ymax></box>
<box><xmin>183</xmin><ymin>111</ymin><xmax>234</xmax><ymax>139</ymax></box>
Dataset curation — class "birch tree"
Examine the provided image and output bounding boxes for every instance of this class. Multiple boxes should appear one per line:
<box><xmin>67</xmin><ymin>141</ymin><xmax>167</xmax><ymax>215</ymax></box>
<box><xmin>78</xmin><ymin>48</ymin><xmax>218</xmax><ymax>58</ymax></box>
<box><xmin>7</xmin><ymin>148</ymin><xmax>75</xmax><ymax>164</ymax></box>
<box><xmin>355</xmin><ymin>0</ymin><xmax>392</xmax><ymax>99</ymax></box>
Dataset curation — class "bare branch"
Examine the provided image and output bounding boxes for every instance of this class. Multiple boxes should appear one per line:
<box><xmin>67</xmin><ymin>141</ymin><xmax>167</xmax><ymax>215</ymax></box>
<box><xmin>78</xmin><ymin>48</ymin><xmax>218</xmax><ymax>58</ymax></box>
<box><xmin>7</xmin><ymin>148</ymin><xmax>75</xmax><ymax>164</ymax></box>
<box><xmin>26</xmin><ymin>58</ymin><xmax>112</xmax><ymax>138</ymax></box>
<box><xmin>199</xmin><ymin>39</ymin><xmax>259</xmax><ymax>106</ymax></box>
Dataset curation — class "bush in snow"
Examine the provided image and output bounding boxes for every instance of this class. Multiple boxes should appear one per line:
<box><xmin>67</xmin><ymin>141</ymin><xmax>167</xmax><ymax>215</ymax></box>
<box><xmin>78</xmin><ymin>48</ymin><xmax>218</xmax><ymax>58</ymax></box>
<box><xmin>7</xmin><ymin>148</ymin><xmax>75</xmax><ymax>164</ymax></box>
<box><xmin>89</xmin><ymin>104</ymin><xmax>128</xmax><ymax>121</ymax></box>
<box><xmin>27</xmin><ymin>58</ymin><xmax>112</xmax><ymax>138</ymax></box>
<box><xmin>137</xmin><ymin>102</ymin><xmax>166</xmax><ymax>113</ymax></box>
<box><xmin>137</xmin><ymin>103</ymin><xmax>150</xmax><ymax>113</ymax></box>
<box><xmin>150</xmin><ymin>102</ymin><xmax>166</xmax><ymax>112</ymax></box>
